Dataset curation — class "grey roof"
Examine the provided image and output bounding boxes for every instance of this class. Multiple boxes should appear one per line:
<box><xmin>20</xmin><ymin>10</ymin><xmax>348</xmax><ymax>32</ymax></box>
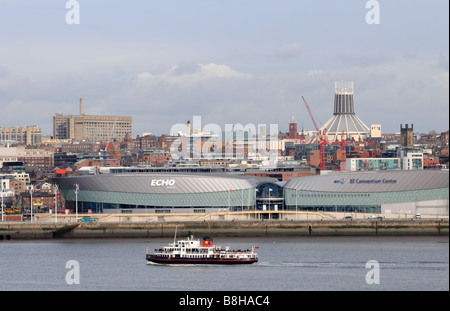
<box><xmin>283</xmin><ymin>170</ymin><xmax>449</xmax><ymax>193</ymax></box>
<box><xmin>56</xmin><ymin>173</ymin><xmax>277</xmax><ymax>194</ymax></box>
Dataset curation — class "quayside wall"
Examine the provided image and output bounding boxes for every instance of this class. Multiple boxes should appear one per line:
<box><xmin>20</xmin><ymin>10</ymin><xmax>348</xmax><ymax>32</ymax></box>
<box><xmin>0</xmin><ymin>220</ymin><xmax>448</xmax><ymax>240</ymax></box>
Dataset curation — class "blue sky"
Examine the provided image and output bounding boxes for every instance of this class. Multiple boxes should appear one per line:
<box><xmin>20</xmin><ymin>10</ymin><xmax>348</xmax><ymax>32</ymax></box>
<box><xmin>0</xmin><ymin>0</ymin><xmax>448</xmax><ymax>136</ymax></box>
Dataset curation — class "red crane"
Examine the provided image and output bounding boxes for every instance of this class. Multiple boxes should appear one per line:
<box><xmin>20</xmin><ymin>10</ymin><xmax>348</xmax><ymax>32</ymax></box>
<box><xmin>301</xmin><ymin>96</ymin><xmax>327</xmax><ymax>171</ymax></box>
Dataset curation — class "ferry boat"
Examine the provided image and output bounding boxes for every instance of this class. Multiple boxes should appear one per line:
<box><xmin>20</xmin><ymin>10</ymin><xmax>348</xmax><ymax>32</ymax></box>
<box><xmin>146</xmin><ymin>235</ymin><xmax>258</xmax><ymax>265</ymax></box>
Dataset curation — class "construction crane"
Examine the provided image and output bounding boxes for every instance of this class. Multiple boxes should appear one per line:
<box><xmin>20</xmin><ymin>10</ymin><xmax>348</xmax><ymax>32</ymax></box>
<box><xmin>301</xmin><ymin>96</ymin><xmax>328</xmax><ymax>171</ymax></box>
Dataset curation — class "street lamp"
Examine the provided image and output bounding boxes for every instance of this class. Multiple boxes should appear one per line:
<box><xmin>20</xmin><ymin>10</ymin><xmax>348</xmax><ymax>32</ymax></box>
<box><xmin>1</xmin><ymin>180</ymin><xmax>4</xmax><ymax>222</ymax></box>
<box><xmin>30</xmin><ymin>185</ymin><xmax>34</xmax><ymax>223</ymax></box>
<box><xmin>268</xmin><ymin>188</ymin><xmax>273</xmax><ymax>220</ymax></box>
<box><xmin>255</xmin><ymin>188</ymin><xmax>258</xmax><ymax>220</ymax></box>
<box><xmin>241</xmin><ymin>189</ymin><xmax>244</xmax><ymax>220</ymax></box>
<box><xmin>54</xmin><ymin>184</ymin><xmax>58</xmax><ymax>223</ymax></box>
<box><xmin>74</xmin><ymin>183</ymin><xmax>79</xmax><ymax>222</ymax></box>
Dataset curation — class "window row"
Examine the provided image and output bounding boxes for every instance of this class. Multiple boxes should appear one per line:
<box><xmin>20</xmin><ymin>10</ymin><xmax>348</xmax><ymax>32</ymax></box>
<box><xmin>295</xmin><ymin>193</ymin><xmax>371</xmax><ymax>198</ymax></box>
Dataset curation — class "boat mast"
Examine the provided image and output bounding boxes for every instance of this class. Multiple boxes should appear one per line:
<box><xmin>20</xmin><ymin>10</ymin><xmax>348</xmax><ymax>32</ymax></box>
<box><xmin>173</xmin><ymin>226</ymin><xmax>178</xmax><ymax>246</ymax></box>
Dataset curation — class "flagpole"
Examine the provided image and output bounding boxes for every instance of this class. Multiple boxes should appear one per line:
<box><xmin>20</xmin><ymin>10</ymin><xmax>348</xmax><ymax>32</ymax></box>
<box><xmin>241</xmin><ymin>189</ymin><xmax>244</xmax><ymax>220</ymax></box>
<box><xmin>269</xmin><ymin>188</ymin><xmax>272</xmax><ymax>220</ymax></box>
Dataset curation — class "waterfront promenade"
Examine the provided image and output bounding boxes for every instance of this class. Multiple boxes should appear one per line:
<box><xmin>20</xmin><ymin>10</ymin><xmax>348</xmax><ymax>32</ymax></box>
<box><xmin>0</xmin><ymin>211</ymin><xmax>448</xmax><ymax>240</ymax></box>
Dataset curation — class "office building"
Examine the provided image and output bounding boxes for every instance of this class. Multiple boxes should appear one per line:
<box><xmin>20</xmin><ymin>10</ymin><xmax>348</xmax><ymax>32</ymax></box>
<box><xmin>0</xmin><ymin>125</ymin><xmax>42</xmax><ymax>145</ymax></box>
<box><xmin>53</xmin><ymin>98</ymin><xmax>132</xmax><ymax>141</ymax></box>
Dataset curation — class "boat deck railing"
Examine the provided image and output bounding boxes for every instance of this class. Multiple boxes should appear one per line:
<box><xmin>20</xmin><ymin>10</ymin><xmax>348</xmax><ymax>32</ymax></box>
<box><xmin>148</xmin><ymin>247</ymin><xmax>257</xmax><ymax>255</ymax></box>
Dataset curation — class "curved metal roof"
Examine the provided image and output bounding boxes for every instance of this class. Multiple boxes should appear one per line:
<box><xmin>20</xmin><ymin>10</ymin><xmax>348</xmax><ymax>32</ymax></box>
<box><xmin>283</xmin><ymin>170</ymin><xmax>449</xmax><ymax>193</ymax></box>
<box><xmin>56</xmin><ymin>173</ymin><xmax>277</xmax><ymax>194</ymax></box>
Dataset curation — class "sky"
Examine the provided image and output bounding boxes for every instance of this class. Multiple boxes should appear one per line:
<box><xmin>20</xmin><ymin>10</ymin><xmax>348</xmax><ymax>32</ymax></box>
<box><xmin>0</xmin><ymin>0</ymin><xmax>448</xmax><ymax>137</ymax></box>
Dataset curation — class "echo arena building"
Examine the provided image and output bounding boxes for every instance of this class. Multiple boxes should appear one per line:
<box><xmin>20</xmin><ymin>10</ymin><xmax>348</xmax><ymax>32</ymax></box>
<box><xmin>56</xmin><ymin>173</ymin><xmax>279</xmax><ymax>214</ymax></box>
<box><xmin>56</xmin><ymin>170</ymin><xmax>449</xmax><ymax>217</ymax></box>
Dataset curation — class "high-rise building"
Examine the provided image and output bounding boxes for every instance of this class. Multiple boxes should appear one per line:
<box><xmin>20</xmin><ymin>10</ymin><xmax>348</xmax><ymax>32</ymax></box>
<box><xmin>321</xmin><ymin>81</ymin><xmax>370</xmax><ymax>141</ymax></box>
<box><xmin>53</xmin><ymin>98</ymin><xmax>132</xmax><ymax>141</ymax></box>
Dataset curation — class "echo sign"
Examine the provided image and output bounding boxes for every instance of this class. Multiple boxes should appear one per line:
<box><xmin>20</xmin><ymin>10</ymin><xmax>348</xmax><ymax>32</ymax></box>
<box><xmin>151</xmin><ymin>179</ymin><xmax>176</xmax><ymax>187</ymax></box>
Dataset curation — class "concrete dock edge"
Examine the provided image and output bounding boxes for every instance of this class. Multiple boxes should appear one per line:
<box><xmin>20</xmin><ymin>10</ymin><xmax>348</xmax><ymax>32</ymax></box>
<box><xmin>0</xmin><ymin>220</ymin><xmax>448</xmax><ymax>240</ymax></box>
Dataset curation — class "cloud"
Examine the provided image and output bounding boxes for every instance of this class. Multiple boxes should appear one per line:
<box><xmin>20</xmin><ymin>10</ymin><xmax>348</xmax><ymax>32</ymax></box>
<box><xmin>433</xmin><ymin>71</ymin><xmax>449</xmax><ymax>90</ymax></box>
<box><xmin>1</xmin><ymin>55</ymin><xmax>448</xmax><ymax>138</ymax></box>
<box><xmin>276</xmin><ymin>44</ymin><xmax>302</xmax><ymax>59</ymax></box>
<box><xmin>108</xmin><ymin>56</ymin><xmax>450</xmax><ymax>136</ymax></box>
<box><xmin>135</xmin><ymin>63</ymin><xmax>251</xmax><ymax>88</ymax></box>
<box><xmin>122</xmin><ymin>63</ymin><xmax>257</xmax><ymax>134</ymax></box>
<box><xmin>338</xmin><ymin>50</ymin><xmax>396</xmax><ymax>67</ymax></box>
<box><xmin>307</xmin><ymin>70</ymin><xmax>327</xmax><ymax>77</ymax></box>
<box><xmin>0</xmin><ymin>65</ymin><xmax>9</xmax><ymax>79</ymax></box>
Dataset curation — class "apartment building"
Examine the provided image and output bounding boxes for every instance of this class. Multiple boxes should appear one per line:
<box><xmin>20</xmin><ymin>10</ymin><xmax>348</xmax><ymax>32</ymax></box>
<box><xmin>0</xmin><ymin>125</ymin><xmax>42</xmax><ymax>145</ymax></box>
<box><xmin>0</xmin><ymin>146</ymin><xmax>53</xmax><ymax>169</ymax></box>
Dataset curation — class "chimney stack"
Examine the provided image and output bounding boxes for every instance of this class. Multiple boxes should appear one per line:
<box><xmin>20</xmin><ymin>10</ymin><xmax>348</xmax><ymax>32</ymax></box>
<box><xmin>80</xmin><ymin>98</ymin><xmax>83</xmax><ymax>115</ymax></box>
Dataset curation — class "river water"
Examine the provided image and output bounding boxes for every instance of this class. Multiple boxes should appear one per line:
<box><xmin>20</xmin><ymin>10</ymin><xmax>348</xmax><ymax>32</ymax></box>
<box><xmin>0</xmin><ymin>236</ymin><xmax>448</xmax><ymax>291</ymax></box>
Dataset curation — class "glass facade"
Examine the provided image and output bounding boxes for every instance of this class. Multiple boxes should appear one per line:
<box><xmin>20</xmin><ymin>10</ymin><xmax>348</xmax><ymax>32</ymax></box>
<box><xmin>349</xmin><ymin>158</ymin><xmax>401</xmax><ymax>171</ymax></box>
<box><xmin>60</xmin><ymin>184</ymin><xmax>449</xmax><ymax>214</ymax></box>
<box><xmin>57</xmin><ymin>171</ymin><xmax>448</xmax><ymax>215</ymax></box>
<box><xmin>256</xmin><ymin>182</ymin><xmax>284</xmax><ymax>211</ymax></box>
<box><xmin>284</xmin><ymin>187</ymin><xmax>449</xmax><ymax>214</ymax></box>
<box><xmin>60</xmin><ymin>188</ymin><xmax>256</xmax><ymax>213</ymax></box>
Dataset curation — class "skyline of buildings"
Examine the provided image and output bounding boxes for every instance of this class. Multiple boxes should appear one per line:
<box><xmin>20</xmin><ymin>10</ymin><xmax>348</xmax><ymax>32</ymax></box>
<box><xmin>1</xmin><ymin>97</ymin><xmax>448</xmax><ymax>216</ymax></box>
<box><xmin>1</xmin><ymin>79</ymin><xmax>448</xmax><ymax>145</ymax></box>
<box><xmin>1</xmin><ymin>111</ymin><xmax>448</xmax><ymax>171</ymax></box>
<box><xmin>0</xmin><ymin>80</ymin><xmax>448</xmax><ymax>179</ymax></box>
<box><xmin>1</xmin><ymin>109</ymin><xmax>447</xmax><ymax>145</ymax></box>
